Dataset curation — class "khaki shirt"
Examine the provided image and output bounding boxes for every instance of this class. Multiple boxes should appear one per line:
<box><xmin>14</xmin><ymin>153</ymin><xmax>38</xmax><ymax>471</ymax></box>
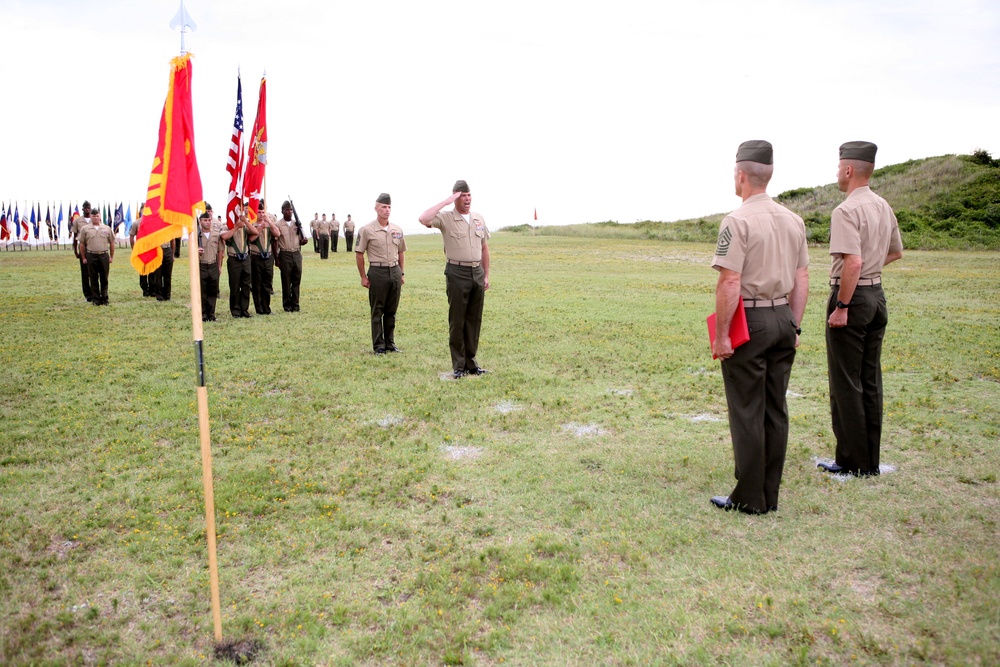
<box><xmin>251</xmin><ymin>212</ymin><xmax>276</xmax><ymax>255</ymax></box>
<box><xmin>356</xmin><ymin>219</ymin><xmax>406</xmax><ymax>264</ymax></box>
<box><xmin>128</xmin><ymin>220</ymin><xmax>140</xmax><ymax>237</ymax></box>
<box><xmin>430</xmin><ymin>209</ymin><xmax>490</xmax><ymax>263</ymax></box>
<box><xmin>331</xmin><ymin>219</ymin><xmax>340</xmax><ymax>235</ymax></box>
<box><xmin>313</xmin><ymin>219</ymin><xmax>331</xmax><ymax>236</ymax></box>
<box><xmin>275</xmin><ymin>217</ymin><xmax>303</xmax><ymax>253</ymax></box>
<box><xmin>344</xmin><ymin>219</ymin><xmax>355</xmax><ymax>233</ymax></box>
<box><xmin>80</xmin><ymin>223</ymin><xmax>115</xmax><ymax>253</ymax></box>
<box><xmin>711</xmin><ymin>193</ymin><xmax>808</xmax><ymax>300</ymax></box>
<box><xmin>829</xmin><ymin>186</ymin><xmax>903</xmax><ymax>279</ymax></box>
<box><xmin>199</xmin><ymin>222</ymin><xmax>225</xmax><ymax>264</ymax></box>
<box><xmin>72</xmin><ymin>215</ymin><xmax>91</xmax><ymax>238</ymax></box>
<box><xmin>227</xmin><ymin>226</ymin><xmax>251</xmax><ymax>256</ymax></box>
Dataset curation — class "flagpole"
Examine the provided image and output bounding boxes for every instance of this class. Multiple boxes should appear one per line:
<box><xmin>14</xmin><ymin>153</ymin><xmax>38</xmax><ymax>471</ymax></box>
<box><xmin>171</xmin><ymin>0</ymin><xmax>222</xmax><ymax>642</ymax></box>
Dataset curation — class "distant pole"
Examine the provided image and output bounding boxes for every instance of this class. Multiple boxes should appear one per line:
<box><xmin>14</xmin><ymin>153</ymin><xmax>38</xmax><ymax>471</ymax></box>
<box><xmin>170</xmin><ymin>1</ymin><xmax>222</xmax><ymax>643</ymax></box>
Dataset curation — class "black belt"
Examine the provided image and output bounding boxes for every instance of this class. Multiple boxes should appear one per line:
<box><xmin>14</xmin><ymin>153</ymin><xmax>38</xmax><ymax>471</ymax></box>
<box><xmin>87</xmin><ymin>251</ymin><xmax>109</xmax><ymax>256</ymax></box>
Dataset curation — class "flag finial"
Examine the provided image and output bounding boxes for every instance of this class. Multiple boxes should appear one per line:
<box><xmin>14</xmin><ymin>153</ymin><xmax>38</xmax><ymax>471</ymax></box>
<box><xmin>170</xmin><ymin>0</ymin><xmax>198</xmax><ymax>54</ymax></box>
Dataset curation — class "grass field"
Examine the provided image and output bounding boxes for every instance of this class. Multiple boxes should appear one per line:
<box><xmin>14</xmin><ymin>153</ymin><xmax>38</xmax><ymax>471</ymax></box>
<box><xmin>1</xmin><ymin>235</ymin><xmax>998</xmax><ymax>666</ymax></box>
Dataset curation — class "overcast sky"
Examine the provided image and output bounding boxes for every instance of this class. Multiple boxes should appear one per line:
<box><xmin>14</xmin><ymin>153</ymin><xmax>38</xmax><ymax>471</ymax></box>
<box><xmin>2</xmin><ymin>0</ymin><xmax>998</xmax><ymax>235</ymax></box>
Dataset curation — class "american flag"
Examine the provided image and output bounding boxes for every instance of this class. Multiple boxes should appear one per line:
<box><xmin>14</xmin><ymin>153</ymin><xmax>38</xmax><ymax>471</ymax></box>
<box><xmin>226</xmin><ymin>74</ymin><xmax>244</xmax><ymax>229</ymax></box>
<box><xmin>0</xmin><ymin>204</ymin><xmax>9</xmax><ymax>242</ymax></box>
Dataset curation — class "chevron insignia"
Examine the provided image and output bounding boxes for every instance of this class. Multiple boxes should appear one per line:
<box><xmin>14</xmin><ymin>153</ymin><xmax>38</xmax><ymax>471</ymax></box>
<box><xmin>715</xmin><ymin>226</ymin><xmax>732</xmax><ymax>256</ymax></box>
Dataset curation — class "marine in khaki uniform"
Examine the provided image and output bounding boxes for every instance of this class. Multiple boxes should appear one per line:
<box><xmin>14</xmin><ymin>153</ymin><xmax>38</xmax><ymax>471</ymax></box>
<box><xmin>356</xmin><ymin>193</ymin><xmax>406</xmax><ymax>354</ymax></box>
<box><xmin>221</xmin><ymin>209</ymin><xmax>259</xmax><ymax>318</ymax></box>
<box><xmin>343</xmin><ymin>214</ymin><xmax>355</xmax><ymax>252</ymax></box>
<box><xmin>419</xmin><ymin>180</ymin><xmax>491</xmax><ymax>378</ymax></box>
<box><xmin>275</xmin><ymin>200</ymin><xmax>308</xmax><ymax>312</ymax></box>
<box><xmin>818</xmin><ymin>141</ymin><xmax>904</xmax><ymax>477</ymax></box>
<box><xmin>128</xmin><ymin>214</ymin><xmax>152</xmax><ymax>297</ymax></box>
<box><xmin>310</xmin><ymin>213</ymin><xmax>320</xmax><ymax>253</ymax></box>
<box><xmin>710</xmin><ymin>141</ymin><xmax>809</xmax><ymax>515</ymax></box>
<box><xmin>72</xmin><ymin>201</ymin><xmax>94</xmax><ymax>301</ymax></box>
<box><xmin>197</xmin><ymin>211</ymin><xmax>226</xmax><ymax>321</ymax></box>
<box><xmin>315</xmin><ymin>213</ymin><xmax>331</xmax><ymax>259</ymax></box>
<box><xmin>79</xmin><ymin>210</ymin><xmax>116</xmax><ymax>305</ymax></box>
<box><xmin>330</xmin><ymin>214</ymin><xmax>340</xmax><ymax>253</ymax></box>
<box><xmin>250</xmin><ymin>201</ymin><xmax>281</xmax><ymax>314</ymax></box>
<box><xmin>152</xmin><ymin>236</ymin><xmax>180</xmax><ymax>301</ymax></box>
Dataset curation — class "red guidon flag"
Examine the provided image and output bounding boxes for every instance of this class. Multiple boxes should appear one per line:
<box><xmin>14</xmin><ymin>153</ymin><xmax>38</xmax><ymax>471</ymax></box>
<box><xmin>242</xmin><ymin>75</ymin><xmax>267</xmax><ymax>222</ymax></box>
<box><xmin>131</xmin><ymin>54</ymin><xmax>204</xmax><ymax>275</ymax></box>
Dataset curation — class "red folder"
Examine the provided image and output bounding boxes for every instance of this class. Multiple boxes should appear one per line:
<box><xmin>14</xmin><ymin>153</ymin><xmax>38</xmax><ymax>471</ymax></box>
<box><xmin>707</xmin><ymin>297</ymin><xmax>750</xmax><ymax>359</ymax></box>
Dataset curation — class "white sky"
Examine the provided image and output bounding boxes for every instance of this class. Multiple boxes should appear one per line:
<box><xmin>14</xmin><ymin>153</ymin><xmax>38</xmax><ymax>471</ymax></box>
<box><xmin>1</xmin><ymin>0</ymin><xmax>998</xmax><ymax>235</ymax></box>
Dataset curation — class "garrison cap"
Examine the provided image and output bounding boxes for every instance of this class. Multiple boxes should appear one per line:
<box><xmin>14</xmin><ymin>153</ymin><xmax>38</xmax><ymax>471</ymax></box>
<box><xmin>281</xmin><ymin>200</ymin><xmax>292</xmax><ymax>210</ymax></box>
<box><xmin>199</xmin><ymin>211</ymin><xmax>211</xmax><ymax>220</ymax></box>
<box><xmin>839</xmin><ymin>141</ymin><xmax>878</xmax><ymax>163</ymax></box>
<box><xmin>204</xmin><ymin>202</ymin><xmax>213</xmax><ymax>211</ymax></box>
<box><xmin>452</xmin><ymin>180</ymin><xmax>470</xmax><ymax>193</ymax></box>
<box><xmin>376</xmin><ymin>193</ymin><xmax>391</xmax><ymax>205</ymax></box>
<box><xmin>736</xmin><ymin>140</ymin><xmax>773</xmax><ymax>165</ymax></box>
<box><xmin>82</xmin><ymin>200</ymin><xmax>91</xmax><ymax>207</ymax></box>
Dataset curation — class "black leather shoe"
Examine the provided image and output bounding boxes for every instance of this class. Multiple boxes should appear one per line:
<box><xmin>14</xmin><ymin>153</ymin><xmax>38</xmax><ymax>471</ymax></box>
<box><xmin>386</xmin><ymin>346</ymin><xmax>401</xmax><ymax>353</ymax></box>
<box><xmin>452</xmin><ymin>370</ymin><xmax>466</xmax><ymax>379</ymax></box>
<box><xmin>711</xmin><ymin>496</ymin><xmax>734</xmax><ymax>510</ymax></box>
<box><xmin>818</xmin><ymin>461</ymin><xmax>872</xmax><ymax>476</ymax></box>
<box><xmin>374</xmin><ymin>349</ymin><xmax>387</xmax><ymax>355</ymax></box>
<box><xmin>710</xmin><ymin>496</ymin><xmax>764</xmax><ymax>515</ymax></box>
<box><xmin>470</xmin><ymin>367</ymin><xmax>489</xmax><ymax>375</ymax></box>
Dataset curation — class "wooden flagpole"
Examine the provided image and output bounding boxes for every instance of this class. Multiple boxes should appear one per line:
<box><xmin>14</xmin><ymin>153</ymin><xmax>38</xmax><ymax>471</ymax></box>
<box><xmin>188</xmin><ymin>214</ymin><xmax>223</xmax><ymax>641</ymax></box>
<box><xmin>173</xmin><ymin>0</ymin><xmax>222</xmax><ymax>642</ymax></box>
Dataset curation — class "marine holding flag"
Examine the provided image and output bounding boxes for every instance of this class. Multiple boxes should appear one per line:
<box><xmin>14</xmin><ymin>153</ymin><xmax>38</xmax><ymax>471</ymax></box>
<box><xmin>131</xmin><ymin>54</ymin><xmax>204</xmax><ymax>277</ymax></box>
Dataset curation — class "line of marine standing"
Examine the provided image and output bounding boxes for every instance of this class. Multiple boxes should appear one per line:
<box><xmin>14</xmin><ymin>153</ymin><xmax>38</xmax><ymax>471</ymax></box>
<box><xmin>73</xmin><ymin>151</ymin><xmax>903</xmax><ymax>517</ymax></box>
<box><xmin>709</xmin><ymin>140</ymin><xmax>902</xmax><ymax>516</ymax></box>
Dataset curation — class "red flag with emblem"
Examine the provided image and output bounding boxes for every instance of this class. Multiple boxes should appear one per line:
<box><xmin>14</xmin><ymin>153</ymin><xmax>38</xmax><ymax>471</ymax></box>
<box><xmin>242</xmin><ymin>75</ymin><xmax>267</xmax><ymax>222</ymax></box>
<box><xmin>131</xmin><ymin>54</ymin><xmax>204</xmax><ymax>275</ymax></box>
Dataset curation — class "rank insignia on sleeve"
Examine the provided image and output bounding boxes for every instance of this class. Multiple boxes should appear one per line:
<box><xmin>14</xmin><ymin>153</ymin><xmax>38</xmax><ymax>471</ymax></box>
<box><xmin>715</xmin><ymin>226</ymin><xmax>732</xmax><ymax>257</ymax></box>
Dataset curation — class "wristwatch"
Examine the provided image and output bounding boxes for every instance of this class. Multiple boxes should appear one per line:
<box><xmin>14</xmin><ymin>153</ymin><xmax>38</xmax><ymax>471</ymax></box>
<box><xmin>836</xmin><ymin>300</ymin><xmax>851</xmax><ymax>310</ymax></box>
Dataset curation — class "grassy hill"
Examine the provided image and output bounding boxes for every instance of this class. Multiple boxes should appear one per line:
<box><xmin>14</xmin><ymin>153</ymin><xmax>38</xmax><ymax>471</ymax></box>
<box><xmin>502</xmin><ymin>151</ymin><xmax>1000</xmax><ymax>250</ymax></box>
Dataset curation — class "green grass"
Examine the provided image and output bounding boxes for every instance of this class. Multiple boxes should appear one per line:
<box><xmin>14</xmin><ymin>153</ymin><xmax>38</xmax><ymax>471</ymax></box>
<box><xmin>1</xmin><ymin>236</ymin><xmax>998</xmax><ymax>665</ymax></box>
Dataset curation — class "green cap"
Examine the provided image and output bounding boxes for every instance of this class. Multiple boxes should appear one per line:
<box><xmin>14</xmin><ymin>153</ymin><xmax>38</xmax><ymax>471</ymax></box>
<box><xmin>839</xmin><ymin>141</ymin><xmax>877</xmax><ymax>163</ymax></box>
<box><xmin>452</xmin><ymin>180</ymin><xmax>470</xmax><ymax>193</ymax></box>
<box><xmin>736</xmin><ymin>140</ymin><xmax>773</xmax><ymax>165</ymax></box>
<box><xmin>376</xmin><ymin>193</ymin><xmax>391</xmax><ymax>205</ymax></box>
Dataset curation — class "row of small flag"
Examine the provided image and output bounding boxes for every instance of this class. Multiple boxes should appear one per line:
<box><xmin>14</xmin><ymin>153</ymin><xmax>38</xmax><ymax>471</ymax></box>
<box><xmin>0</xmin><ymin>201</ymin><xmax>142</xmax><ymax>243</ymax></box>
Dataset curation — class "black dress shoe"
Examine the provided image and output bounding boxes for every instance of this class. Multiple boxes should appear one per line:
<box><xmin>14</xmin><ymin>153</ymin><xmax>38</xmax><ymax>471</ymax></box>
<box><xmin>385</xmin><ymin>345</ymin><xmax>401</xmax><ymax>353</ymax></box>
<box><xmin>711</xmin><ymin>496</ymin><xmax>734</xmax><ymax>510</ymax></box>
<box><xmin>470</xmin><ymin>367</ymin><xmax>489</xmax><ymax>376</ymax></box>
<box><xmin>452</xmin><ymin>370</ymin><xmax>466</xmax><ymax>379</ymax></box>
<box><xmin>710</xmin><ymin>496</ymin><xmax>764</xmax><ymax>515</ymax></box>
<box><xmin>817</xmin><ymin>461</ymin><xmax>872</xmax><ymax>476</ymax></box>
